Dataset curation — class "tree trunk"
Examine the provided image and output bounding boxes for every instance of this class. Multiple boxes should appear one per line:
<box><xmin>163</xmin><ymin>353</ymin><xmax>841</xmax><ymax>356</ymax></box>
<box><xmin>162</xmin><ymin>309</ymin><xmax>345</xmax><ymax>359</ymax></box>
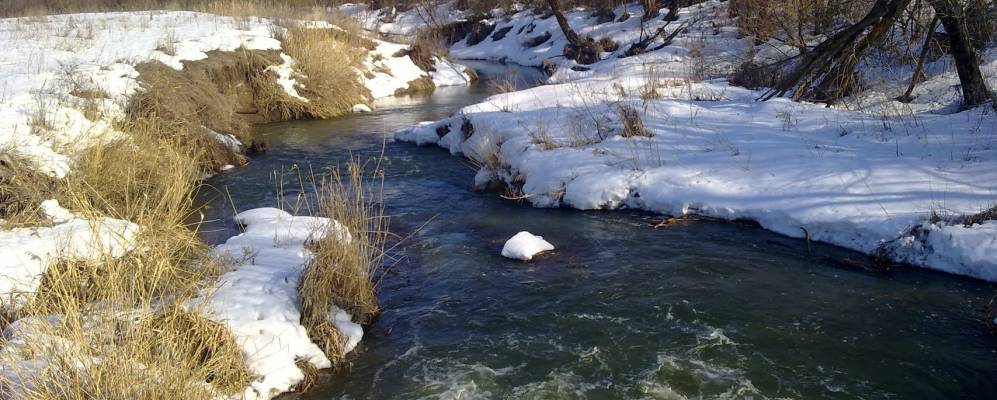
<box><xmin>546</xmin><ymin>0</ymin><xmax>583</xmax><ymax>45</ymax></box>
<box><xmin>547</xmin><ymin>0</ymin><xmax>603</xmax><ymax>64</ymax></box>
<box><xmin>928</xmin><ymin>0</ymin><xmax>993</xmax><ymax>108</ymax></box>
<box><xmin>761</xmin><ymin>0</ymin><xmax>914</xmax><ymax>101</ymax></box>
<box><xmin>665</xmin><ymin>0</ymin><xmax>683</xmax><ymax>21</ymax></box>
<box><xmin>811</xmin><ymin>7</ymin><xmax>898</xmax><ymax>102</ymax></box>
<box><xmin>642</xmin><ymin>0</ymin><xmax>659</xmax><ymax>21</ymax></box>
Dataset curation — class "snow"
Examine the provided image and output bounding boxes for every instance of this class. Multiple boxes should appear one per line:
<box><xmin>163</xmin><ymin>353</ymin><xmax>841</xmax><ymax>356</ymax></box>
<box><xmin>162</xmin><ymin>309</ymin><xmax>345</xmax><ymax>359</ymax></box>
<box><xmin>267</xmin><ymin>53</ymin><xmax>308</xmax><ymax>101</ymax></box>
<box><xmin>202</xmin><ymin>208</ymin><xmax>360</xmax><ymax>400</ymax></box>
<box><xmin>0</xmin><ymin>200</ymin><xmax>138</xmax><ymax>311</ymax></box>
<box><xmin>338</xmin><ymin>1</ymin><xmax>471</xmax><ymax>37</ymax></box>
<box><xmin>209</xmin><ymin>129</ymin><xmax>243</xmax><ymax>152</ymax></box>
<box><xmin>885</xmin><ymin>221</ymin><xmax>997</xmax><ymax>281</ymax></box>
<box><xmin>501</xmin><ymin>231</ymin><xmax>555</xmax><ymax>261</ymax></box>
<box><xmin>361</xmin><ymin>39</ymin><xmax>427</xmax><ymax>98</ymax></box>
<box><xmin>361</xmin><ymin>39</ymin><xmax>474</xmax><ymax>99</ymax></box>
<box><xmin>394</xmin><ymin>1</ymin><xmax>997</xmax><ymax>281</ymax></box>
<box><xmin>431</xmin><ymin>57</ymin><xmax>476</xmax><ymax>87</ymax></box>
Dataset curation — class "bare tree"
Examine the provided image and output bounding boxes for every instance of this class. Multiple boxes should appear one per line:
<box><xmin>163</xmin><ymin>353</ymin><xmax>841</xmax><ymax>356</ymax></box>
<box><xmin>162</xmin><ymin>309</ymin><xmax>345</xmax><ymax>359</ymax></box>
<box><xmin>928</xmin><ymin>0</ymin><xmax>993</xmax><ymax>108</ymax></box>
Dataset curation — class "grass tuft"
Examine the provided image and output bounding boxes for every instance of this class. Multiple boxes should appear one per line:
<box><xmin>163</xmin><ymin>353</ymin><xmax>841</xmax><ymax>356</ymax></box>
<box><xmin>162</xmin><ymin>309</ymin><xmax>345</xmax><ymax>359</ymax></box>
<box><xmin>0</xmin><ymin>150</ymin><xmax>58</xmax><ymax>228</ymax></box>
<box><xmin>279</xmin><ymin>25</ymin><xmax>371</xmax><ymax>118</ymax></box>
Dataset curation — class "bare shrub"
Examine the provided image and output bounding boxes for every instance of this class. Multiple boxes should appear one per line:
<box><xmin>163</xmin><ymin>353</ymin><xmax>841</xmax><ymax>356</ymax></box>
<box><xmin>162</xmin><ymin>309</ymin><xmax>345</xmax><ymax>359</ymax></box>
<box><xmin>729</xmin><ymin>0</ymin><xmax>872</xmax><ymax>47</ymax></box>
<box><xmin>617</xmin><ymin>104</ymin><xmax>652</xmax><ymax>137</ymax></box>
<box><xmin>728</xmin><ymin>61</ymin><xmax>780</xmax><ymax>89</ymax></box>
<box><xmin>963</xmin><ymin>204</ymin><xmax>997</xmax><ymax>227</ymax></box>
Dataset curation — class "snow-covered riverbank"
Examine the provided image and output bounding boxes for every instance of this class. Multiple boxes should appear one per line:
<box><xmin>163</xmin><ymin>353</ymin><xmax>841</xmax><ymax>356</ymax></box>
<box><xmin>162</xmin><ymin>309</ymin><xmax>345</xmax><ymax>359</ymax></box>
<box><xmin>379</xmin><ymin>0</ymin><xmax>997</xmax><ymax>281</ymax></box>
<box><xmin>0</xmin><ymin>11</ymin><xmax>470</xmax><ymax>178</ymax></box>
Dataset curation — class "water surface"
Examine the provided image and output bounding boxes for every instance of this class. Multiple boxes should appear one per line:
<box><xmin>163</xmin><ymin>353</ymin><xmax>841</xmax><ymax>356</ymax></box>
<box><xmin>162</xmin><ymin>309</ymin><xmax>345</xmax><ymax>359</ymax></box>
<box><xmin>201</xmin><ymin>62</ymin><xmax>997</xmax><ymax>400</ymax></box>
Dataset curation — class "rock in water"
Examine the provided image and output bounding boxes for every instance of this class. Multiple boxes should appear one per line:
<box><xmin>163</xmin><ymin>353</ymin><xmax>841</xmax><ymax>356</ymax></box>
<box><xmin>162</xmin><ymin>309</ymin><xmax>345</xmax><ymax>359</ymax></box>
<box><xmin>501</xmin><ymin>231</ymin><xmax>554</xmax><ymax>261</ymax></box>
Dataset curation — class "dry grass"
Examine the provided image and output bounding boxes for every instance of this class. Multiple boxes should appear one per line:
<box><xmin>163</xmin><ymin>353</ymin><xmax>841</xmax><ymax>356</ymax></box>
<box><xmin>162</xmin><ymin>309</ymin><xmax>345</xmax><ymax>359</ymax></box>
<box><xmin>299</xmin><ymin>160</ymin><xmax>387</xmax><ymax>364</ymax></box>
<box><xmin>2</xmin><ymin>0</ymin><xmax>336</xmax><ymax>18</ymax></box>
<box><xmin>124</xmin><ymin>46</ymin><xmax>354</xmax><ymax>171</ymax></box>
<box><xmin>279</xmin><ymin>25</ymin><xmax>371</xmax><ymax>117</ymax></box>
<box><xmin>2</xmin><ymin>304</ymin><xmax>252</xmax><ymax>399</ymax></box>
<box><xmin>0</xmin><ymin>151</ymin><xmax>58</xmax><ymax>228</ymax></box>
<box><xmin>1</xmin><ymin>127</ymin><xmax>252</xmax><ymax>398</ymax></box>
<box><xmin>616</xmin><ymin>103</ymin><xmax>652</xmax><ymax>138</ymax></box>
<box><xmin>487</xmin><ymin>70</ymin><xmax>519</xmax><ymax>94</ymax></box>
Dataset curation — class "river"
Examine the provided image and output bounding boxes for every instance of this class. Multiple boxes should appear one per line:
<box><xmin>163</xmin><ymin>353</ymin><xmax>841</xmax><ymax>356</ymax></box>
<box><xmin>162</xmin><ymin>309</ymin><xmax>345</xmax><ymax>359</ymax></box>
<box><xmin>200</xmin><ymin>61</ymin><xmax>997</xmax><ymax>399</ymax></box>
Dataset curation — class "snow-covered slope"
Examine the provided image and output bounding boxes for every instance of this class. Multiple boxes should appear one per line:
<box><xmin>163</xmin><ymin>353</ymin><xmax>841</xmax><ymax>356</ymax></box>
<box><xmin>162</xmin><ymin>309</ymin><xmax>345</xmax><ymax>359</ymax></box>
<box><xmin>338</xmin><ymin>1</ymin><xmax>472</xmax><ymax>36</ymax></box>
<box><xmin>393</xmin><ymin>1</ymin><xmax>997</xmax><ymax>281</ymax></box>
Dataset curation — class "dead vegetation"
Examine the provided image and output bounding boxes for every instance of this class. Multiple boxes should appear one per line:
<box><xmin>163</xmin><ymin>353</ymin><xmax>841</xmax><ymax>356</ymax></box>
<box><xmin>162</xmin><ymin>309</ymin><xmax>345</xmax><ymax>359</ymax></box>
<box><xmin>279</xmin><ymin>26</ymin><xmax>371</xmax><ymax>117</ymax></box>
<box><xmin>962</xmin><ymin>205</ymin><xmax>997</xmax><ymax>227</ymax></box>
<box><xmin>731</xmin><ymin>0</ymin><xmax>995</xmax><ymax>108</ymax></box>
<box><xmin>616</xmin><ymin>104</ymin><xmax>652</xmax><ymax>137</ymax></box>
<box><xmin>0</xmin><ymin>151</ymin><xmax>58</xmax><ymax>228</ymax></box>
<box><xmin>394</xmin><ymin>75</ymin><xmax>437</xmax><ymax>96</ymax></box>
<box><xmin>126</xmin><ymin>28</ymin><xmax>369</xmax><ymax>173</ymax></box>
<box><xmin>2</xmin><ymin>0</ymin><xmax>342</xmax><ymax>18</ymax></box>
<box><xmin>127</xmin><ymin>50</ymin><xmax>271</xmax><ymax>172</ymax></box>
<box><xmin>299</xmin><ymin>160</ymin><xmax>387</xmax><ymax>364</ymax></box>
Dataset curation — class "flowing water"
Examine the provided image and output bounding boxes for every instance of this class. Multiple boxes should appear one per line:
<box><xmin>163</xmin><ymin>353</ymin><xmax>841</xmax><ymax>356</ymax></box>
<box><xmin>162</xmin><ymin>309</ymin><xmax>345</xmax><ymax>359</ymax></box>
<box><xmin>200</xmin><ymin>62</ymin><xmax>997</xmax><ymax>400</ymax></box>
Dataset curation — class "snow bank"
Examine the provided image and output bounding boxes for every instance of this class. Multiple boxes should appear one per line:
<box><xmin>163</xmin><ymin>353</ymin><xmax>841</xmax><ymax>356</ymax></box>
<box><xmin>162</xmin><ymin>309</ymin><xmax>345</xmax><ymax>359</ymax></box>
<box><xmin>203</xmin><ymin>208</ymin><xmax>361</xmax><ymax>400</ymax></box>
<box><xmin>395</xmin><ymin>1</ymin><xmax>997</xmax><ymax>281</ymax></box>
<box><xmin>885</xmin><ymin>221</ymin><xmax>997</xmax><ymax>281</ymax></box>
<box><xmin>0</xmin><ymin>200</ymin><xmax>138</xmax><ymax>310</ymax></box>
<box><xmin>501</xmin><ymin>231</ymin><xmax>555</xmax><ymax>261</ymax></box>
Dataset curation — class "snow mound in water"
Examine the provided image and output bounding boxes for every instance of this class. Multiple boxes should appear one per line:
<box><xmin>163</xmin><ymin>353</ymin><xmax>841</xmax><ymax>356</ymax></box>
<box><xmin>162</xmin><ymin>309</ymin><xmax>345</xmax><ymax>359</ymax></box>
<box><xmin>502</xmin><ymin>231</ymin><xmax>554</xmax><ymax>261</ymax></box>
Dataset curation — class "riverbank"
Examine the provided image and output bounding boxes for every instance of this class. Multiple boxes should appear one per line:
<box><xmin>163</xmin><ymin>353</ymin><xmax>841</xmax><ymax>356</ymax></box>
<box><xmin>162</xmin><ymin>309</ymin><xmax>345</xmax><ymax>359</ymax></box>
<box><xmin>0</xmin><ymin>6</ymin><xmax>456</xmax><ymax>399</ymax></box>
<box><xmin>365</xmin><ymin>0</ymin><xmax>997</xmax><ymax>282</ymax></box>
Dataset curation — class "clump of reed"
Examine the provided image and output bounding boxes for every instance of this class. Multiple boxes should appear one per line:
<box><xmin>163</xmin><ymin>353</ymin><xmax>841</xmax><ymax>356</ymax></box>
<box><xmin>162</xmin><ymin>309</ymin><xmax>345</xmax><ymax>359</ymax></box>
<box><xmin>298</xmin><ymin>159</ymin><xmax>387</xmax><ymax>364</ymax></box>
